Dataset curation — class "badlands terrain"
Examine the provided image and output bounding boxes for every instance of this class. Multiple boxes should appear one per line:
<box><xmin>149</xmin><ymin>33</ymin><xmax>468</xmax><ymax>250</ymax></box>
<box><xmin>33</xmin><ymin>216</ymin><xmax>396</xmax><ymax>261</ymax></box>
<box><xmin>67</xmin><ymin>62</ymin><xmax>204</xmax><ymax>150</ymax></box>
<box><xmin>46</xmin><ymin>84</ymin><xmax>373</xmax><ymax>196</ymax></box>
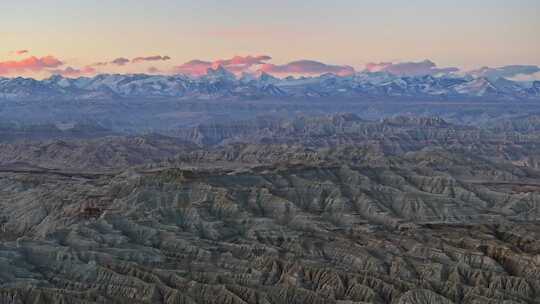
<box><xmin>1</xmin><ymin>113</ymin><xmax>540</xmax><ymax>303</ymax></box>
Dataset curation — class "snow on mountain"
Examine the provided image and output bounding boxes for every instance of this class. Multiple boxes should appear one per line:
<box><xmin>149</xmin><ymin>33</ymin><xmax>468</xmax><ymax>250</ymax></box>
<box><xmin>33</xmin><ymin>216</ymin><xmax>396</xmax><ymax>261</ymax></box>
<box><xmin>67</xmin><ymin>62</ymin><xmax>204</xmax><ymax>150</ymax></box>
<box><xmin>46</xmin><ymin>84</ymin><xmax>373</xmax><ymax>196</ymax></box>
<box><xmin>453</xmin><ymin>78</ymin><xmax>499</xmax><ymax>96</ymax></box>
<box><xmin>526</xmin><ymin>81</ymin><xmax>540</xmax><ymax>96</ymax></box>
<box><xmin>0</xmin><ymin>72</ymin><xmax>537</xmax><ymax>101</ymax></box>
<box><xmin>202</xmin><ymin>66</ymin><xmax>236</xmax><ymax>83</ymax></box>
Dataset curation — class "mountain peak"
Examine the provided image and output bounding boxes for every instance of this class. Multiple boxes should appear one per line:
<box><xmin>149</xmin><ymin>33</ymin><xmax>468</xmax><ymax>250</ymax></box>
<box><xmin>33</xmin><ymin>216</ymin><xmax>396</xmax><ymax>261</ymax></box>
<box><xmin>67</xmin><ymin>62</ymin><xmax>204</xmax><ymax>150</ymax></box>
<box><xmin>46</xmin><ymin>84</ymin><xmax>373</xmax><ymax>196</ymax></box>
<box><xmin>258</xmin><ymin>71</ymin><xmax>278</xmax><ymax>82</ymax></box>
<box><xmin>0</xmin><ymin>72</ymin><xmax>537</xmax><ymax>101</ymax></box>
<box><xmin>205</xmin><ymin>66</ymin><xmax>236</xmax><ymax>80</ymax></box>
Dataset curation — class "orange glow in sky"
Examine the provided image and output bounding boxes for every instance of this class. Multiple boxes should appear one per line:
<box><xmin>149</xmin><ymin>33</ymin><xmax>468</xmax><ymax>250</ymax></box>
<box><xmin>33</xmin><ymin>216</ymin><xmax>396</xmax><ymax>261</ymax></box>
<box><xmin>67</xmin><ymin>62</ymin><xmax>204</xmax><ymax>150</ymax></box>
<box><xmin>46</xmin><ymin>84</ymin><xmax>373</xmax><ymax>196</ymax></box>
<box><xmin>1</xmin><ymin>1</ymin><xmax>539</xmax><ymax>78</ymax></box>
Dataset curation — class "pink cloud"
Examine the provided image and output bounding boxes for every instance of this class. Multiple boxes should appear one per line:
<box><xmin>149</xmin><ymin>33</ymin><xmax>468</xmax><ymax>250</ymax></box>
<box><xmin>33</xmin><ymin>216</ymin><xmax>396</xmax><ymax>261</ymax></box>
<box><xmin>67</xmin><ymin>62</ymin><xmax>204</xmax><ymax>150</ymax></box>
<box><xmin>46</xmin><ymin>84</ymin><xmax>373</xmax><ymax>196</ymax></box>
<box><xmin>132</xmin><ymin>55</ymin><xmax>171</xmax><ymax>63</ymax></box>
<box><xmin>212</xmin><ymin>55</ymin><xmax>271</xmax><ymax>67</ymax></box>
<box><xmin>147</xmin><ymin>66</ymin><xmax>161</xmax><ymax>73</ymax></box>
<box><xmin>111</xmin><ymin>57</ymin><xmax>130</xmax><ymax>66</ymax></box>
<box><xmin>0</xmin><ymin>55</ymin><xmax>63</xmax><ymax>75</ymax></box>
<box><xmin>174</xmin><ymin>55</ymin><xmax>272</xmax><ymax>76</ymax></box>
<box><xmin>93</xmin><ymin>55</ymin><xmax>171</xmax><ymax>67</ymax></box>
<box><xmin>174</xmin><ymin>59</ymin><xmax>212</xmax><ymax>76</ymax></box>
<box><xmin>468</xmin><ymin>65</ymin><xmax>540</xmax><ymax>79</ymax></box>
<box><xmin>91</xmin><ymin>61</ymin><xmax>108</xmax><ymax>67</ymax></box>
<box><xmin>174</xmin><ymin>55</ymin><xmax>354</xmax><ymax>77</ymax></box>
<box><xmin>212</xmin><ymin>55</ymin><xmax>271</xmax><ymax>73</ymax></box>
<box><xmin>365</xmin><ymin>60</ymin><xmax>458</xmax><ymax>76</ymax></box>
<box><xmin>13</xmin><ymin>50</ymin><xmax>29</xmax><ymax>55</ymax></box>
<box><xmin>260</xmin><ymin>60</ymin><xmax>355</xmax><ymax>76</ymax></box>
<box><xmin>365</xmin><ymin>62</ymin><xmax>392</xmax><ymax>73</ymax></box>
<box><xmin>49</xmin><ymin>66</ymin><xmax>96</xmax><ymax>77</ymax></box>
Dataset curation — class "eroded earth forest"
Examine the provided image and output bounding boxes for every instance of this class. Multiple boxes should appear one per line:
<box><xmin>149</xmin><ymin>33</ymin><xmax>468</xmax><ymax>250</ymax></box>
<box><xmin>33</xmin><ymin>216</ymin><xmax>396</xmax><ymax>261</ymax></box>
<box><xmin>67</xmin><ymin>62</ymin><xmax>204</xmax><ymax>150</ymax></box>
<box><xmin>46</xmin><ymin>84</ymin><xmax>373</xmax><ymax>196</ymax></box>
<box><xmin>1</xmin><ymin>98</ymin><xmax>540</xmax><ymax>304</ymax></box>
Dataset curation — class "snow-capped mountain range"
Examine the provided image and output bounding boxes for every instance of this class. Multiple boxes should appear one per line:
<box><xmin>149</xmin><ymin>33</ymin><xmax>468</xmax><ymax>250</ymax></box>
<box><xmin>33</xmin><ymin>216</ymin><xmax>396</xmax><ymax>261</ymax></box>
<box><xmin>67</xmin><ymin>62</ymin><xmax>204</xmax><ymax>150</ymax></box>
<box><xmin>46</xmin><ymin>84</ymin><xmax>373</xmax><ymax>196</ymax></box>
<box><xmin>1</xmin><ymin>66</ymin><xmax>539</xmax><ymax>101</ymax></box>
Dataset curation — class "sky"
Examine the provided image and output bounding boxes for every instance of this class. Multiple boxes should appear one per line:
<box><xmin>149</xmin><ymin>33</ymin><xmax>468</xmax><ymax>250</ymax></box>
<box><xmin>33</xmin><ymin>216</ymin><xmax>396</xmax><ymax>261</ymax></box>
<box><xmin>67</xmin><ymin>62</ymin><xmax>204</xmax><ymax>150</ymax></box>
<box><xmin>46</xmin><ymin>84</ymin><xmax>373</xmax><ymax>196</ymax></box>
<box><xmin>1</xmin><ymin>0</ymin><xmax>539</xmax><ymax>78</ymax></box>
